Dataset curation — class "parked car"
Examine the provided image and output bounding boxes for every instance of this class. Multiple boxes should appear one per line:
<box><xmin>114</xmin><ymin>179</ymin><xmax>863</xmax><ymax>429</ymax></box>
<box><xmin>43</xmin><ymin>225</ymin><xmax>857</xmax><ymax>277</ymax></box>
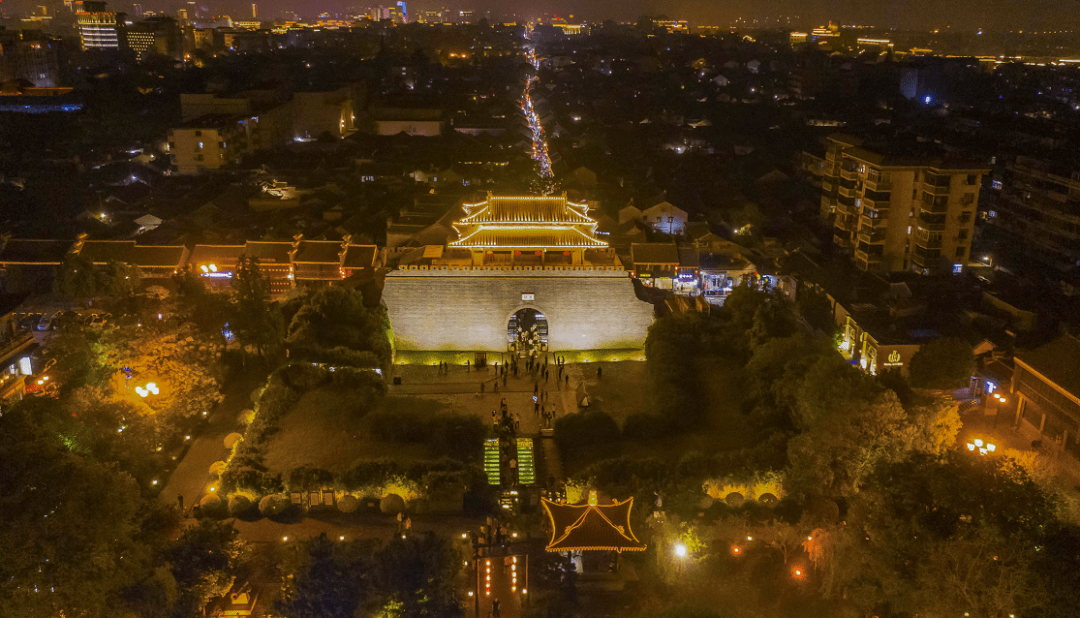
<box><xmin>37</xmin><ymin>312</ymin><xmax>58</xmax><ymax>331</ymax></box>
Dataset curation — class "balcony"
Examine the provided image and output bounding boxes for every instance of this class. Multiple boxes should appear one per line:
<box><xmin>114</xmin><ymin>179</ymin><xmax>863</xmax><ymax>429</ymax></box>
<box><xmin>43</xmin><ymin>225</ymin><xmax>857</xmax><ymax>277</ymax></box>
<box><xmin>839</xmin><ymin>185</ymin><xmax>856</xmax><ymax>198</ymax></box>
<box><xmin>833</xmin><ymin>234</ymin><xmax>852</xmax><ymax>249</ymax></box>
<box><xmin>917</xmin><ymin>217</ymin><xmax>946</xmax><ymax>232</ymax></box>
<box><xmin>920</xmin><ymin>201</ymin><xmax>950</xmax><ymax>215</ymax></box>
<box><xmin>860</xmin><ymin>215</ymin><xmax>888</xmax><ymax>230</ymax></box>
<box><xmin>834</xmin><ymin>216</ymin><xmax>854</xmax><ymax>232</ymax></box>
<box><xmin>840</xmin><ymin>168</ymin><xmax>857</xmax><ymax>181</ymax></box>
<box><xmin>858</xmin><ymin>229</ymin><xmax>887</xmax><ymax>244</ymax></box>
<box><xmin>836</xmin><ymin>200</ymin><xmax>855</xmax><ymax>216</ymax></box>
<box><xmin>821</xmin><ymin>179</ymin><xmax>834</xmax><ymax>192</ymax></box>
<box><xmin>854</xmin><ymin>250</ymin><xmax>883</xmax><ymax>271</ymax></box>
<box><xmin>861</xmin><ymin>197</ymin><xmax>887</xmax><ymax>210</ymax></box>
<box><xmin>922</xmin><ymin>182</ymin><xmax>952</xmax><ymax>197</ymax></box>
<box><xmin>914</xmin><ymin>235</ymin><xmax>942</xmax><ymax>249</ymax></box>
<box><xmin>864</xmin><ymin>178</ymin><xmax>892</xmax><ymax>192</ymax></box>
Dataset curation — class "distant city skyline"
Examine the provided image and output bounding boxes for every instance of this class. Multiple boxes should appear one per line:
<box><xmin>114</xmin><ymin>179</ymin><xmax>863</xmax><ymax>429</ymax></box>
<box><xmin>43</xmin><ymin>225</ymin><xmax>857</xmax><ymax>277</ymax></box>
<box><xmin>3</xmin><ymin>0</ymin><xmax>1080</xmax><ymax>32</ymax></box>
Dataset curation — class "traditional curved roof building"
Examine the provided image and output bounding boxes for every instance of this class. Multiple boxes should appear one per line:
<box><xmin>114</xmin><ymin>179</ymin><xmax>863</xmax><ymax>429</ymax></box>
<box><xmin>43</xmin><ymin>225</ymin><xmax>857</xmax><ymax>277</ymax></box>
<box><xmin>382</xmin><ymin>193</ymin><xmax>656</xmax><ymax>353</ymax></box>
<box><xmin>541</xmin><ymin>491</ymin><xmax>646</xmax><ymax>553</ymax></box>
<box><xmin>449</xmin><ymin>192</ymin><xmax>607</xmax><ymax>260</ymax></box>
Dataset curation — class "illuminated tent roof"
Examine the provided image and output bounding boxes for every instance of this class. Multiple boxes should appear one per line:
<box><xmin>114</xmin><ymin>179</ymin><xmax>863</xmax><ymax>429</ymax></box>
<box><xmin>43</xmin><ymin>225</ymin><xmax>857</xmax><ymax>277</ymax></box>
<box><xmin>542</xmin><ymin>492</ymin><xmax>646</xmax><ymax>553</ymax></box>
<box><xmin>450</xmin><ymin>193</ymin><xmax>607</xmax><ymax>251</ymax></box>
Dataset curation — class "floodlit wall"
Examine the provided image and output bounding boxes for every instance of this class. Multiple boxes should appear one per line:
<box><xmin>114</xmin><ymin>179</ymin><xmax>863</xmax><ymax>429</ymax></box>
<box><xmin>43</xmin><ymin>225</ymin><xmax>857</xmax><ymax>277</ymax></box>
<box><xmin>383</xmin><ymin>267</ymin><xmax>655</xmax><ymax>351</ymax></box>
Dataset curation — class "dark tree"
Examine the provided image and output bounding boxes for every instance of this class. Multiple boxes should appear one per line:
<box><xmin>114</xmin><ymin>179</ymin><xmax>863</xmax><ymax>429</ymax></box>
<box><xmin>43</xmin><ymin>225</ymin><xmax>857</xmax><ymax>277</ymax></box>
<box><xmin>907</xmin><ymin>337</ymin><xmax>974</xmax><ymax>390</ymax></box>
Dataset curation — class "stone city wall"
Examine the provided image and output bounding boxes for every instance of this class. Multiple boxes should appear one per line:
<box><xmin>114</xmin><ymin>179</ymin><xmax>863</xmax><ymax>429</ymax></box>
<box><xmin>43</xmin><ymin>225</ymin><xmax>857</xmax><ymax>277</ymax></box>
<box><xmin>382</xmin><ymin>268</ymin><xmax>655</xmax><ymax>351</ymax></box>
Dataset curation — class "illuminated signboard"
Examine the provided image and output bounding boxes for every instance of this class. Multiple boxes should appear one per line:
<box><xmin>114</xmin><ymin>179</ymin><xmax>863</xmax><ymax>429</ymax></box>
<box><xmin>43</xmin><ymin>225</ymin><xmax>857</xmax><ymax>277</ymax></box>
<box><xmin>882</xmin><ymin>349</ymin><xmax>903</xmax><ymax>368</ymax></box>
<box><xmin>521</xmin><ymin>293</ymin><xmax>534</xmax><ymax>301</ymax></box>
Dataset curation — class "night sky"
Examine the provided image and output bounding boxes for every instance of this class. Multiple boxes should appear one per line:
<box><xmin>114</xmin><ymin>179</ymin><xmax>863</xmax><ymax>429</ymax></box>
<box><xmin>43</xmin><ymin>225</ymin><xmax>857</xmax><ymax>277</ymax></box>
<box><xmin>6</xmin><ymin>0</ymin><xmax>1080</xmax><ymax>32</ymax></box>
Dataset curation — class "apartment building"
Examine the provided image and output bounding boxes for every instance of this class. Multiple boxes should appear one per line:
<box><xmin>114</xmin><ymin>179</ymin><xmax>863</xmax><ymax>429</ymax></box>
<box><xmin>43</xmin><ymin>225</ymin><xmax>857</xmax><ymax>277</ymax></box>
<box><xmin>990</xmin><ymin>155</ymin><xmax>1080</xmax><ymax>270</ymax></box>
<box><xmin>819</xmin><ymin>134</ymin><xmax>987</xmax><ymax>274</ymax></box>
<box><xmin>167</xmin><ymin>115</ymin><xmax>254</xmax><ymax>175</ymax></box>
<box><xmin>168</xmin><ymin>94</ymin><xmax>293</xmax><ymax>174</ymax></box>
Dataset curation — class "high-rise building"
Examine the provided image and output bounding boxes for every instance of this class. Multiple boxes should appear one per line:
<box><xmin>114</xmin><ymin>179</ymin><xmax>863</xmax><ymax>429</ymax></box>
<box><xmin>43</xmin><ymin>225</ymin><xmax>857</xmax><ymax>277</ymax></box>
<box><xmin>0</xmin><ymin>30</ymin><xmax>62</xmax><ymax>87</ymax></box>
<box><xmin>132</xmin><ymin>3</ymin><xmax>142</xmax><ymax>16</ymax></box>
<box><xmin>251</xmin><ymin>3</ymin><xmax>257</xmax><ymax>18</ymax></box>
<box><xmin>989</xmin><ymin>156</ymin><xmax>1080</xmax><ymax>270</ymax></box>
<box><xmin>817</xmin><ymin>134</ymin><xmax>987</xmax><ymax>274</ymax></box>
<box><xmin>75</xmin><ymin>1</ymin><xmax>126</xmax><ymax>51</ymax></box>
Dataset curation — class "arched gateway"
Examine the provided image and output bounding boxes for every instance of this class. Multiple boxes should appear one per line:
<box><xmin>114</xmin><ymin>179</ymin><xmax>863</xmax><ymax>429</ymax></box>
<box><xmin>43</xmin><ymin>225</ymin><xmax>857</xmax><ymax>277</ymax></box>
<box><xmin>382</xmin><ymin>193</ymin><xmax>655</xmax><ymax>352</ymax></box>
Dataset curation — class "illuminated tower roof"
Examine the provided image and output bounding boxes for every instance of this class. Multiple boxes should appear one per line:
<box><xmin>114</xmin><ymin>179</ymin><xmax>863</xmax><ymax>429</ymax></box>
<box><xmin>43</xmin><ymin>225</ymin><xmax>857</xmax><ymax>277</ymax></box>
<box><xmin>449</xmin><ymin>192</ymin><xmax>607</xmax><ymax>251</ymax></box>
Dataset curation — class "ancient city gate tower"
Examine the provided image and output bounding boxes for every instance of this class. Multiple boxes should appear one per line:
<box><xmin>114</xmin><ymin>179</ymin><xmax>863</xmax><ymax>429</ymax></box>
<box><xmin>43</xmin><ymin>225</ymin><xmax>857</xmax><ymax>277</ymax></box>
<box><xmin>382</xmin><ymin>193</ymin><xmax>655</xmax><ymax>352</ymax></box>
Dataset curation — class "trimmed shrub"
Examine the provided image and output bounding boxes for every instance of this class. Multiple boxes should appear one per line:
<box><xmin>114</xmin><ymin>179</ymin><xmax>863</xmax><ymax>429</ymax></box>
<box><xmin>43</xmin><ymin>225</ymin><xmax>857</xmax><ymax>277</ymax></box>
<box><xmin>271</xmin><ymin>363</ymin><xmax>329</xmax><ymax>391</ymax></box>
<box><xmin>259</xmin><ymin>493</ymin><xmax>290</xmax><ymax>517</ymax></box>
<box><xmin>337</xmin><ymin>494</ymin><xmax>359</xmax><ymax>513</ymax></box>
<box><xmin>198</xmin><ymin>494</ymin><xmax>225</xmax><ymax>518</ymax></box>
<box><xmin>220</xmin><ymin>463</ymin><xmax>281</xmax><ymax>496</ymax></box>
<box><xmin>209</xmin><ymin>461</ymin><xmax>228</xmax><ymax>477</ymax></box>
<box><xmin>380</xmin><ymin>493</ymin><xmax>405</xmax><ymax>514</ymax></box>
<box><xmin>228</xmin><ymin>493</ymin><xmax>253</xmax><ymax>516</ymax></box>
<box><xmin>287</xmin><ymin>466</ymin><xmax>334</xmax><ymax>492</ymax></box>
<box><xmin>336</xmin><ymin>459</ymin><xmax>405</xmax><ymax>491</ymax></box>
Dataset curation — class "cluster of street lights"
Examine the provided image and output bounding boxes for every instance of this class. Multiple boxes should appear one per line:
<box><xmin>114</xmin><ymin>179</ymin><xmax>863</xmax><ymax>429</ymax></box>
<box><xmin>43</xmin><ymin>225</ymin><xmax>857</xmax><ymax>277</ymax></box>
<box><xmin>521</xmin><ymin>77</ymin><xmax>553</xmax><ymax>179</ymax></box>
<box><xmin>521</xmin><ymin>25</ymin><xmax>553</xmax><ymax>179</ymax></box>
<box><xmin>967</xmin><ymin>438</ymin><xmax>997</xmax><ymax>456</ymax></box>
<box><xmin>135</xmin><ymin>382</ymin><xmax>160</xmax><ymax>398</ymax></box>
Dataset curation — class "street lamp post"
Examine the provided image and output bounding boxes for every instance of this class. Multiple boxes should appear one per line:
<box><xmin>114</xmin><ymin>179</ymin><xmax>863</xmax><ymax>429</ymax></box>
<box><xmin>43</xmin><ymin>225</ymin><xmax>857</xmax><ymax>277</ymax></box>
<box><xmin>992</xmin><ymin>392</ymin><xmax>1007</xmax><ymax>428</ymax></box>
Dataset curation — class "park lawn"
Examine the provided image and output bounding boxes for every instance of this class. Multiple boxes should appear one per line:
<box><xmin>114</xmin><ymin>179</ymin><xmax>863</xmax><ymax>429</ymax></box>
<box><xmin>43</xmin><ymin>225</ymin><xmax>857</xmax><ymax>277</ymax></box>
<box><xmin>262</xmin><ymin>389</ymin><xmax>445</xmax><ymax>473</ymax></box>
<box><xmin>578</xmin><ymin>361</ymin><xmax>649</xmax><ymax>425</ymax></box>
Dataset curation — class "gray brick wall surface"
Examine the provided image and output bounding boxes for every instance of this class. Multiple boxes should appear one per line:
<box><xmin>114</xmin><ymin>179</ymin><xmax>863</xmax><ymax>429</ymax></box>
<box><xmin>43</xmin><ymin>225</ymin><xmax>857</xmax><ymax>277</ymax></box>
<box><xmin>382</xmin><ymin>270</ymin><xmax>655</xmax><ymax>351</ymax></box>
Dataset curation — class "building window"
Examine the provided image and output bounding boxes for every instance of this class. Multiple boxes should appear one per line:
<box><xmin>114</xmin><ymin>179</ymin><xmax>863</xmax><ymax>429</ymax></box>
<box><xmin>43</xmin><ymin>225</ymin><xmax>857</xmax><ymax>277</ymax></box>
<box><xmin>959</xmin><ymin>212</ymin><xmax>972</xmax><ymax>223</ymax></box>
<box><xmin>195</xmin><ymin>130</ymin><xmax>202</xmax><ymax>137</ymax></box>
<box><xmin>167</xmin><ymin>142</ymin><xmax>175</xmax><ymax>150</ymax></box>
<box><xmin>958</xmin><ymin>229</ymin><xmax>968</xmax><ymax>240</ymax></box>
<box><xmin>966</xmin><ymin>174</ymin><xmax>977</xmax><ymax>185</ymax></box>
<box><xmin>955</xmin><ymin>246</ymin><xmax>966</xmax><ymax>258</ymax></box>
<box><xmin>195</xmin><ymin>154</ymin><xmax>204</xmax><ymax>161</ymax></box>
<box><xmin>962</xmin><ymin>193</ymin><xmax>975</xmax><ymax>205</ymax></box>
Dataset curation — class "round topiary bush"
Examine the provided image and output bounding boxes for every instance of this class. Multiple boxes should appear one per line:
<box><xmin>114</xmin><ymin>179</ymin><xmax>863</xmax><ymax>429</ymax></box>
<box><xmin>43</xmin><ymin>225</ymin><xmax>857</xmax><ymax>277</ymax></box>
<box><xmin>209</xmin><ymin>461</ymin><xmax>228</xmax><ymax>477</ymax></box>
<box><xmin>198</xmin><ymin>493</ymin><xmax>225</xmax><ymax>518</ymax></box>
<box><xmin>725</xmin><ymin>492</ymin><xmax>745</xmax><ymax>507</ymax></box>
<box><xmin>228</xmin><ymin>493</ymin><xmax>252</xmax><ymax>516</ymax></box>
<box><xmin>239</xmin><ymin>409</ymin><xmax>256</xmax><ymax>425</ymax></box>
<box><xmin>698</xmin><ymin>495</ymin><xmax>715</xmax><ymax>510</ymax></box>
<box><xmin>380</xmin><ymin>493</ymin><xmax>405</xmax><ymax>514</ymax></box>
<box><xmin>224</xmin><ymin>433</ymin><xmax>244</xmax><ymax>449</ymax></box>
<box><xmin>258</xmin><ymin>493</ymin><xmax>289</xmax><ymax>517</ymax></box>
<box><xmin>757</xmin><ymin>493</ymin><xmax>778</xmax><ymax>506</ymax></box>
<box><xmin>338</xmin><ymin>494</ymin><xmax>359</xmax><ymax>513</ymax></box>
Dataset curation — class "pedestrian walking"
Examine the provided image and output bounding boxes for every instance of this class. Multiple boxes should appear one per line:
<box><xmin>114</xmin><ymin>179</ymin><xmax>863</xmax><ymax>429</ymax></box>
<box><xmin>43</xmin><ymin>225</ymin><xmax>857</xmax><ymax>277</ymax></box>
<box><xmin>396</xmin><ymin>511</ymin><xmax>404</xmax><ymax>532</ymax></box>
<box><xmin>545</xmin><ymin>370</ymin><xmax>549</xmax><ymax>383</ymax></box>
<box><xmin>534</xmin><ymin>382</ymin><xmax>539</xmax><ymax>395</ymax></box>
<box><xmin>534</xmin><ymin>401</ymin><xmax>540</xmax><ymax>415</ymax></box>
<box><xmin>177</xmin><ymin>494</ymin><xmax>184</xmax><ymax>512</ymax></box>
<box><xmin>598</xmin><ymin>366</ymin><xmax>602</xmax><ymax>379</ymax></box>
<box><xmin>493</xmin><ymin>381</ymin><xmax>499</xmax><ymax>394</ymax></box>
<box><xmin>466</xmin><ymin>360</ymin><xmax>470</xmax><ymax>372</ymax></box>
<box><xmin>565</xmin><ymin>374</ymin><xmax>569</xmax><ymax>387</ymax></box>
<box><xmin>404</xmin><ymin>516</ymin><xmax>412</xmax><ymax>531</ymax></box>
<box><xmin>492</xmin><ymin>599</ymin><xmax>501</xmax><ymax>618</ymax></box>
